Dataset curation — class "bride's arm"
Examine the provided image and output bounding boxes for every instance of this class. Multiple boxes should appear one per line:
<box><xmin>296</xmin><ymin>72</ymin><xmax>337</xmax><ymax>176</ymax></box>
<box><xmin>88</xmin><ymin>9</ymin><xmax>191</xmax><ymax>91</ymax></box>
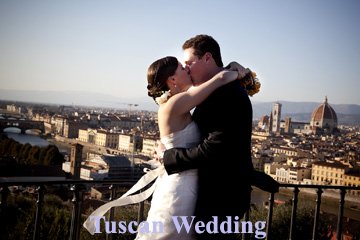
<box><xmin>164</xmin><ymin>70</ymin><xmax>238</xmax><ymax>116</ymax></box>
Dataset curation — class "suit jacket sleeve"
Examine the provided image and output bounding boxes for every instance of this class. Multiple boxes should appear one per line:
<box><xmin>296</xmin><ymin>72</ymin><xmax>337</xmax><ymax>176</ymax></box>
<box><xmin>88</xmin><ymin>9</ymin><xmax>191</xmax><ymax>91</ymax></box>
<box><xmin>163</xmin><ymin>130</ymin><xmax>226</xmax><ymax>174</ymax></box>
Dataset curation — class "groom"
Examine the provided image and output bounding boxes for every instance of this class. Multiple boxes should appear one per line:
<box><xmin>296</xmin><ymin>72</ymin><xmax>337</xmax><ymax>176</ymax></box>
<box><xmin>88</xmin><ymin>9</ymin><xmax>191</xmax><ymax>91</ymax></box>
<box><xmin>163</xmin><ymin>34</ymin><xmax>255</xmax><ymax>239</ymax></box>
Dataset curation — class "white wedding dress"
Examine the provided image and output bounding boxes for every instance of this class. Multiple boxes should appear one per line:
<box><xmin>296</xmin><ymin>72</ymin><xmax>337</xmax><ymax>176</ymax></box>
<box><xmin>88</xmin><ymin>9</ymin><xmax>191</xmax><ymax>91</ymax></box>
<box><xmin>135</xmin><ymin>121</ymin><xmax>201</xmax><ymax>240</ymax></box>
<box><xmin>83</xmin><ymin>122</ymin><xmax>200</xmax><ymax>239</ymax></box>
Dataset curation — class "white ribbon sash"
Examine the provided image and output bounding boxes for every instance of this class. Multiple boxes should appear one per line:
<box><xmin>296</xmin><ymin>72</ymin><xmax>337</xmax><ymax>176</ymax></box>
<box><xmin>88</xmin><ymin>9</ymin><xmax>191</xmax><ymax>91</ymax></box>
<box><xmin>83</xmin><ymin>166</ymin><xmax>165</xmax><ymax>235</ymax></box>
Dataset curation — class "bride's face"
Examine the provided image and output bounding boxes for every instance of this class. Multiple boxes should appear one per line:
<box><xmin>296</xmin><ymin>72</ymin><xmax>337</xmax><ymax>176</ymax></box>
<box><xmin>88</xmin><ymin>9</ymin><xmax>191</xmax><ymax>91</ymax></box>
<box><xmin>171</xmin><ymin>62</ymin><xmax>193</xmax><ymax>92</ymax></box>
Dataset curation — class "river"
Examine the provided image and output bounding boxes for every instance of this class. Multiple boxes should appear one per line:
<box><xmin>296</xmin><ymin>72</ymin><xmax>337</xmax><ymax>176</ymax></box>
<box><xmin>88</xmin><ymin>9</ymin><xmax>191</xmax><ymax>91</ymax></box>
<box><xmin>5</xmin><ymin>131</ymin><xmax>50</xmax><ymax>147</ymax></box>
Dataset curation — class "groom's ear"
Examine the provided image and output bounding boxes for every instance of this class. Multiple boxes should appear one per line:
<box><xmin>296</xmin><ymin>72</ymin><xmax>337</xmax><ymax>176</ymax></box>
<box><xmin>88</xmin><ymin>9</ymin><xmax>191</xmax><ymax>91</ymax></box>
<box><xmin>203</xmin><ymin>52</ymin><xmax>212</xmax><ymax>63</ymax></box>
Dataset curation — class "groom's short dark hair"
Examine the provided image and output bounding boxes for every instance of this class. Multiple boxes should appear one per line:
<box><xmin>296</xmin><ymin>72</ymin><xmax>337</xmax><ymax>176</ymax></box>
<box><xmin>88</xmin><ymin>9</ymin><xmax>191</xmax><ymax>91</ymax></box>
<box><xmin>182</xmin><ymin>34</ymin><xmax>223</xmax><ymax>67</ymax></box>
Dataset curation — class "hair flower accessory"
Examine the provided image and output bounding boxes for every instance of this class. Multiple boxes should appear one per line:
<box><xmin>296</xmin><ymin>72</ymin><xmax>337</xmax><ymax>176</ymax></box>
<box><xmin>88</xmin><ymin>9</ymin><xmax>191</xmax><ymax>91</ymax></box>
<box><xmin>155</xmin><ymin>90</ymin><xmax>171</xmax><ymax>104</ymax></box>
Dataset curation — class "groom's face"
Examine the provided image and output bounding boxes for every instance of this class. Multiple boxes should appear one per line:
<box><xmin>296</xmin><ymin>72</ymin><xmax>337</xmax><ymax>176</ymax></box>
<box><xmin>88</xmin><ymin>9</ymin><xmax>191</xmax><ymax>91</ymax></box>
<box><xmin>183</xmin><ymin>48</ymin><xmax>207</xmax><ymax>86</ymax></box>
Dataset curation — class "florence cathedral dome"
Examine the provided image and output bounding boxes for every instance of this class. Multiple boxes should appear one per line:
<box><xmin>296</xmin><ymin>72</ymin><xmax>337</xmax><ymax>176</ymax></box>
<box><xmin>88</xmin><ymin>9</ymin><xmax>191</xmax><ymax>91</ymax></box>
<box><xmin>310</xmin><ymin>96</ymin><xmax>338</xmax><ymax>133</ymax></box>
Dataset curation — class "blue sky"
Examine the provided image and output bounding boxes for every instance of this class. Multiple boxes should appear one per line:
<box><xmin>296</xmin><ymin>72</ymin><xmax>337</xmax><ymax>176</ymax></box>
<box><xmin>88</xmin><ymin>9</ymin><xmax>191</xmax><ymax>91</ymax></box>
<box><xmin>0</xmin><ymin>0</ymin><xmax>359</xmax><ymax>107</ymax></box>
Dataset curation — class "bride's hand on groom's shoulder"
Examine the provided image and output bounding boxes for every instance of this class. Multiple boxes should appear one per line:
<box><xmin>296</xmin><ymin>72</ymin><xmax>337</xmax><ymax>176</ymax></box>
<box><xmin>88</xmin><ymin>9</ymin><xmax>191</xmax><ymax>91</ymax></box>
<box><xmin>225</xmin><ymin>61</ymin><xmax>244</xmax><ymax>71</ymax></box>
<box><xmin>225</xmin><ymin>62</ymin><xmax>250</xmax><ymax>79</ymax></box>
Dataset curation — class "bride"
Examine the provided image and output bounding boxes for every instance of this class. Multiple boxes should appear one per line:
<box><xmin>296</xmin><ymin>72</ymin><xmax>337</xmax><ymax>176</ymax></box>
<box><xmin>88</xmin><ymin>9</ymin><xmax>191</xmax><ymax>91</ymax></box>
<box><xmin>83</xmin><ymin>56</ymin><xmax>248</xmax><ymax>239</ymax></box>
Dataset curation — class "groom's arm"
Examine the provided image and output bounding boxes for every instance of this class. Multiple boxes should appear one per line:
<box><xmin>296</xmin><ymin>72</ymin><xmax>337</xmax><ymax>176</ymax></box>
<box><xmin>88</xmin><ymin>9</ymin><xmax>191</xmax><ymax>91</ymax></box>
<box><xmin>163</xmin><ymin>130</ymin><xmax>226</xmax><ymax>174</ymax></box>
<box><xmin>163</xmin><ymin>81</ymin><xmax>244</xmax><ymax>174</ymax></box>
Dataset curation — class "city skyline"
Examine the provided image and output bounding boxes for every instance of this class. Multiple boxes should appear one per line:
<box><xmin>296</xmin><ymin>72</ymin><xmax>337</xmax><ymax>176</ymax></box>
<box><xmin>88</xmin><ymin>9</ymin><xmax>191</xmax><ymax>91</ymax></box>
<box><xmin>1</xmin><ymin>0</ymin><xmax>360</xmax><ymax>107</ymax></box>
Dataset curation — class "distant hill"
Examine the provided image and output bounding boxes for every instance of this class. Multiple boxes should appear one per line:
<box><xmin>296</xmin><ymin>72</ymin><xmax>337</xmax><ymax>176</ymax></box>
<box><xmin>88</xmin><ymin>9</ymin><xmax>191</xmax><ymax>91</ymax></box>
<box><xmin>1</xmin><ymin>89</ymin><xmax>359</xmax><ymax>125</ymax></box>
<box><xmin>0</xmin><ymin>89</ymin><xmax>158</xmax><ymax>112</ymax></box>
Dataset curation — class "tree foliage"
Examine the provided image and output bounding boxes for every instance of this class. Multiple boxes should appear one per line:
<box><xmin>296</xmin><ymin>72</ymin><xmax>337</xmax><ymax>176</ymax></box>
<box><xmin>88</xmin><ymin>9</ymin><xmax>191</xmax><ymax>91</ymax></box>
<box><xmin>0</xmin><ymin>134</ymin><xmax>64</xmax><ymax>166</ymax></box>
<box><xmin>1</xmin><ymin>191</ymin><xmax>148</xmax><ymax>240</ymax></box>
<box><xmin>248</xmin><ymin>201</ymin><xmax>335</xmax><ymax>240</ymax></box>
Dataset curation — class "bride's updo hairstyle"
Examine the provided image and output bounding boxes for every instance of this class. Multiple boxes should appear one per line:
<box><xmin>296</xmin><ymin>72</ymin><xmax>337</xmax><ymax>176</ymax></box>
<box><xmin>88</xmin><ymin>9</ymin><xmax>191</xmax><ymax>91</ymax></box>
<box><xmin>147</xmin><ymin>56</ymin><xmax>178</xmax><ymax>103</ymax></box>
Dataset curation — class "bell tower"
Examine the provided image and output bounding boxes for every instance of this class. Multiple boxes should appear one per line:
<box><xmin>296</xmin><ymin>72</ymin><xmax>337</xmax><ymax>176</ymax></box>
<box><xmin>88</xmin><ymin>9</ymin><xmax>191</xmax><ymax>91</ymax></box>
<box><xmin>271</xmin><ymin>102</ymin><xmax>282</xmax><ymax>133</ymax></box>
<box><xmin>70</xmin><ymin>143</ymin><xmax>83</xmax><ymax>179</ymax></box>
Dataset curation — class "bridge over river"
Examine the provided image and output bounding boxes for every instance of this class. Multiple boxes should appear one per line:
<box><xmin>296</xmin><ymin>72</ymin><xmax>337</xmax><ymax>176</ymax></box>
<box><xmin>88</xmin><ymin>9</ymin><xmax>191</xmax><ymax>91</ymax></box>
<box><xmin>0</xmin><ymin>119</ymin><xmax>45</xmax><ymax>134</ymax></box>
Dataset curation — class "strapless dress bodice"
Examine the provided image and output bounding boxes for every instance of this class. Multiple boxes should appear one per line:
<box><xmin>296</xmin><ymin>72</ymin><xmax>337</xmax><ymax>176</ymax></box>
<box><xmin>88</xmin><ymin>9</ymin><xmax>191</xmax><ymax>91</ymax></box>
<box><xmin>160</xmin><ymin>121</ymin><xmax>201</xmax><ymax>149</ymax></box>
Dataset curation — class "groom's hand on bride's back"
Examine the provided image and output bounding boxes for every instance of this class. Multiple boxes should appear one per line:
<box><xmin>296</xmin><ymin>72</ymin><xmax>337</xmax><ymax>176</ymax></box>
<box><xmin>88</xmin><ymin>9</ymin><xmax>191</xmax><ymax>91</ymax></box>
<box><xmin>153</xmin><ymin>140</ymin><xmax>165</xmax><ymax>162</ymax></box>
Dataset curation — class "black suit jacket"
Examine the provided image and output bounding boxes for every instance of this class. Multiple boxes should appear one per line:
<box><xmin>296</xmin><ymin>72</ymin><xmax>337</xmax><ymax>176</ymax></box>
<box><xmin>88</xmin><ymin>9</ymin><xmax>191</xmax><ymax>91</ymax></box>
<box><xmin>163</xmin><ymin>80</ymin><xmax>253</xmax><ymax>218</ymax></box>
